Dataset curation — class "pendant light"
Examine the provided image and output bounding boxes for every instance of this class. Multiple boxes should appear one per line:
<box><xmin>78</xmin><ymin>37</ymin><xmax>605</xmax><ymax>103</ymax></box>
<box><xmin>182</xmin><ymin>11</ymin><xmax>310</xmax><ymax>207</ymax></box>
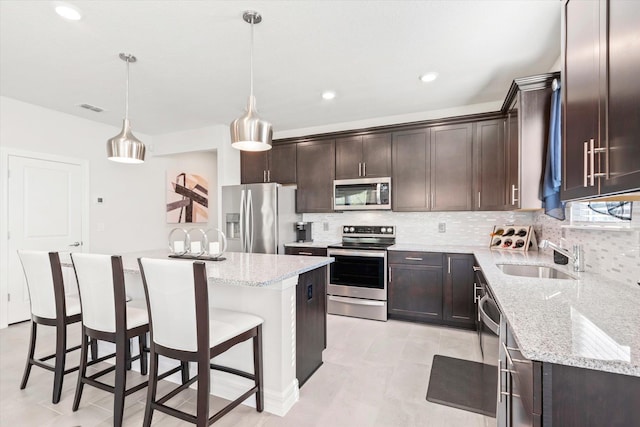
<box><xmin>230</xmin><ymin>11</ymin><xmax>273</xmax><ymax>152</ymax></box>
<box><xmin>107</xmin><ymin>53</ymin><xmax>146</xmax><ymax>163</ymax></box>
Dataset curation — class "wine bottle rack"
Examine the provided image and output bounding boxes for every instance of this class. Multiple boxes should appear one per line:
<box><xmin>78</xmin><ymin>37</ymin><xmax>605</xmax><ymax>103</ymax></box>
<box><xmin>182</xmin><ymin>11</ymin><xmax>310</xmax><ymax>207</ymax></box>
<box><xmin>489</xmin><ymin>225</ymin><xmax>538</xmax><ymax>251</ymax></box>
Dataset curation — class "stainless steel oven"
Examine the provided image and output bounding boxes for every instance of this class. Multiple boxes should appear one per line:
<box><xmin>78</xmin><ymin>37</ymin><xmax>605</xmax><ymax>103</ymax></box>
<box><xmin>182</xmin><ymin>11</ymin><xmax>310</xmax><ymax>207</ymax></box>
<box><xmin>327</xmin><ymin>225</ymin><xmax>395</xmax><ymax>321</ymax></box>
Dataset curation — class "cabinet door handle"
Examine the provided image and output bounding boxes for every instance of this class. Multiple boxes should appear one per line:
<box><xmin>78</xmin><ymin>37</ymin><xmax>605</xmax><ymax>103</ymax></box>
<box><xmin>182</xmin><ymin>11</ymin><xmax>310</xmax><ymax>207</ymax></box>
<box><xmin>363</xmin><ymin>162</ymin><xmax>366</xmax><ymax>176</ymax></box>
<box><xmin>478</xmin><ymin>191</ymin><xmax>481</xmax><ymax>209</ymax></box>
<box><xmin>448</xmin><ymin>257</ymin><xmax>451</xmax><ymax>274</ymax></box>
<box><xmin>404</xmin><ymin>257</ymin><xmax>423</xmax><ymax>261</ymax></box>
<box><xmin>511</xmin><ymin>184</ymin><xmax>519</xmax><ymax>205</ymax></box>
<box><xmin>263</xmin><ymin>170</ymin><xmax>267</xmax><ymax>183</ymax></box>
<box><xmin>267</xmin><ymin>170</ymin><xmax>271</xmax><ymax>182</ymax></box>
<box><xmin>298</xmin><ymin>251</ymin><xmax>313</xmax><ymax>255</ymax></box>
<box><xmin>388</xmin><ymin>267</ymin><xmax>392</xmax><ymax>282</ymax></box>
<box><xmin>472</xmin><ymin>266</ymin><xmax>482</xmax><ymax>272</ymax></box>
<box><xmin>583</xmin><ymin>141</ymin><xmax>589</xmax><ymax>187</ymax></box>
<box><xmin>358</xmin><ymin>162</ymin><xmax>362</xmax><ymax>177</ymax></box>
<box><xmin>589</xmin><ymin>138</ymin><xmax>595</xmax><ymax>187</ymax></box>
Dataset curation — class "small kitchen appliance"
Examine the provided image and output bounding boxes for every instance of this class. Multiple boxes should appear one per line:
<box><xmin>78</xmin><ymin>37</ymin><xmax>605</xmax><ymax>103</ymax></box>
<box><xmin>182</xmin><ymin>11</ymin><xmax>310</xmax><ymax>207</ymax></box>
<box><xmin>295</xmin><ymin>222</ymin><xmax>312</xmax><ymax>242</ymax></box>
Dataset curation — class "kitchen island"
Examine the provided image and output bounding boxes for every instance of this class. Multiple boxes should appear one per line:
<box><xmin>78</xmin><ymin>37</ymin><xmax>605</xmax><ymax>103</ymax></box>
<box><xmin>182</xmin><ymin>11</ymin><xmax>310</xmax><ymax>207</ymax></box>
<box><xmin>62</xmin><ymin>250</ymin><xmax>333</xmax><ymax>417</ymax></box>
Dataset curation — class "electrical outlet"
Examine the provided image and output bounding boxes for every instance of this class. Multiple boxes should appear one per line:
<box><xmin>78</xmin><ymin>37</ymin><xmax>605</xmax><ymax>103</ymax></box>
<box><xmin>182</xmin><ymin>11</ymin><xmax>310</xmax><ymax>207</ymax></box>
<box><xmin>323</xmin><ymin>222</ymin><xmax>329</xmax><ymax>231</ymax></box>
<box><xmin>438</xmin><ymin>223</ymin><xmax>446</xmax><ymax>233</ymax></box>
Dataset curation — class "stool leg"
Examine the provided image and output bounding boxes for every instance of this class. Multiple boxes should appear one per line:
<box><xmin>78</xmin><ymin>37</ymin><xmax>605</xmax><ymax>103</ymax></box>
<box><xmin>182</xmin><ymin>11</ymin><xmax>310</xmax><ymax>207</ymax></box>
<box><xmin>181</xmin><ymin>361</ymin><xmax>190</xmax><ymax>385</ymax></box>
<box><xmin>114</xmin><ymin>337</ymin><xmax>127</xmax><ymax>427</ymax></box>
<box><xmin>254</xmin><ymin>325</ymin><xmax>264</xmax><ymax>412</ymax></box>
<box><xmin>139</xmin><ymin>333</ymin><xmax>147</xmax><ymax>375</ymax></box>
<box><xmin>20</xmin><ymin>321</ymin><xmax>37</xmax><ymax>390</ymax></box>
<box><xmin>72</xmin><ymin>332</ymin><xmax>89</xmax><ymax>411</ymax></box>
<box><xmin>196</xmin><ymin>356</ymin><xmax>210</xmax><ymax>427</ymax></box>
<box><xmin>90</xmin><ymin>338</ymin><xmax>98</xmax><ymax>360</ymax></box>
<box><xmin>52</xmin><ymin>318</ymin><xmax>67</xmax><ymax>404</ymax></box>
<box><xmin>142</xmin><ymin>350</ymin><xmax>158</xmax><ymax>427</ymax></box>
<box><xmin>125</xmin><ymin>339</ymin><xmax>132</xmax><ymax>371</ymax></box>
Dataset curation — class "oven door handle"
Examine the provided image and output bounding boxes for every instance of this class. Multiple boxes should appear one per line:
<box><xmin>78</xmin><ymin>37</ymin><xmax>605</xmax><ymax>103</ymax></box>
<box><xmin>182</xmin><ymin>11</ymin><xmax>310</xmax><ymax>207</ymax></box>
<box><xmin>328</xmin><ymin>295</ymin><xmax>385</xmax><ymax>306</ymax></box>
<box><xmin>479</xmin><ymin>295</ymin><xmax>500</xmax><ymax>335</ymax></box>
<box><xmin>327</xmin><ymin>248</ymin><xmax>386</xmax><ymax>258</ymax></box>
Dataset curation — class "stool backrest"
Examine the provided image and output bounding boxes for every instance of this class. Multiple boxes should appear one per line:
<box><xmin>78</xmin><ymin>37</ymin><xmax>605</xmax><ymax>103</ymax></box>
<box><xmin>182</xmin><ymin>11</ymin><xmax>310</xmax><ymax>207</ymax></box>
<box><xmin>138</xmin><ymin>258</ymin><xmax>208</xmax><ymax>352</ymax></box>
<box><xmin>71</xmin><ymin>253</ymin><xmax>126</xmax><ymax>333</ymax></box>
<box><xmin>17</xmin><ymin>250</ymin><xmax>64</xmax><ymax>319</ymax></box>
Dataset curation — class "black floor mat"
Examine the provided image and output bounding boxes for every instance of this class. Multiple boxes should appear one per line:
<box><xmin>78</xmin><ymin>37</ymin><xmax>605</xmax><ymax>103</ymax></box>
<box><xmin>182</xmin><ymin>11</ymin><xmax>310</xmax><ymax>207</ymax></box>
<box><xmin>426</xmin><ymin>355</ymin><xmax>497</xmax><ymax>417</ymax></box>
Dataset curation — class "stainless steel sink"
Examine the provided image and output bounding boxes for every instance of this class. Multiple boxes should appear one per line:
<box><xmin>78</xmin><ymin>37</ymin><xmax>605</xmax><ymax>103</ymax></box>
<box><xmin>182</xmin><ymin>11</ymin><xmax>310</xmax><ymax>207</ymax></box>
<box><xmin>496</xmin><ymin>263</ymin><xmax>576</xmax><ymax>280</ymax></box>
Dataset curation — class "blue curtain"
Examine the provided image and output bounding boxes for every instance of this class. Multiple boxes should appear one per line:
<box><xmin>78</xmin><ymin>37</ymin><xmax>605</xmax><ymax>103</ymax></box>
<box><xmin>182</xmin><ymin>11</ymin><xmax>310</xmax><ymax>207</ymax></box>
<box><xmin>541</xmin><ymin>80</ymin><xmax>565</xmax><ymax>220</ymax></box>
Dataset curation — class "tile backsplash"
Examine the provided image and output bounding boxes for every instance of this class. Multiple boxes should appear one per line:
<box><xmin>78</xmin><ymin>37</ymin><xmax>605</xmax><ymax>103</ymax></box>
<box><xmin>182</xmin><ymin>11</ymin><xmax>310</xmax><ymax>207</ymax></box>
<box><xmin>303</xmin><ymin>208</ymin><xmax>640</xmax><ymax>286</ymax></box>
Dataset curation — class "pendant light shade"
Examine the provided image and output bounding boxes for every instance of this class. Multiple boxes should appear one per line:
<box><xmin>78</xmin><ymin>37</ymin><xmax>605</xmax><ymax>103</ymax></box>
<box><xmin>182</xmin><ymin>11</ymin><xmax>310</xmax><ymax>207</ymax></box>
<box><xmin>107</xmin><ymin>53</ymin><xmax>145</xmax><ymax>163</ymax></box>
<box><xmin>230</xmin><ymin>11</ymin><xmax>272</xmax><ymax>152</ymax></box>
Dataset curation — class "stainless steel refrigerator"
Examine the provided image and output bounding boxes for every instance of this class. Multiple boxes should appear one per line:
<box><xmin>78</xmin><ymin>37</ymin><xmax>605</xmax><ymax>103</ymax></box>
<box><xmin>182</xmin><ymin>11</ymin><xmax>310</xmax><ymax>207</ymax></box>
<box><xmin>221</xmin><ymin>183</ymin><xmax>300</xmax><ymax>254</ymax></box>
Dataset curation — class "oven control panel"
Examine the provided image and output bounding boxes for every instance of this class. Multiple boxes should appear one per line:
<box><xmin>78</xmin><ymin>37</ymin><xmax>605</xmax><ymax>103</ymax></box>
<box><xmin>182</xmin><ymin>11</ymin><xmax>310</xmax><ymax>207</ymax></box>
<box><xmin>342</xmin><ymin>225</ymin><xmax>395</xmax><ymax>236</ymax></box>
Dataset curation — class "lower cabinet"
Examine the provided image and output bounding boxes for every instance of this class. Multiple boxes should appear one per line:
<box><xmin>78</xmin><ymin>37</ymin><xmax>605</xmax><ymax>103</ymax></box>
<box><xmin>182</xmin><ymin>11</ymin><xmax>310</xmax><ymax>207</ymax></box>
<box><xmin>501</xmin><ymin>315</ymin><xmax>640</xmax><ymax>427</ymax></box>
<box><xmin>388</xmin><ymin>251</ymin><xmax>475</xmax><ymax>328</ymax></box>
<box><xmin>444</xmin><ymin>254</ymin><xmax>476</xmax><ymax>328</ymax></box>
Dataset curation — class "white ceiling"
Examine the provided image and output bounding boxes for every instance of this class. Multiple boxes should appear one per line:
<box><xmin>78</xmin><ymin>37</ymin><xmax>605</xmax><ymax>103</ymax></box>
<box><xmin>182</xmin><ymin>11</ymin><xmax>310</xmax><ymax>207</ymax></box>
<box><xmin>0</xmin><ymin>1</ymin><xmax>562</xmax><ymax>137</ymax></box>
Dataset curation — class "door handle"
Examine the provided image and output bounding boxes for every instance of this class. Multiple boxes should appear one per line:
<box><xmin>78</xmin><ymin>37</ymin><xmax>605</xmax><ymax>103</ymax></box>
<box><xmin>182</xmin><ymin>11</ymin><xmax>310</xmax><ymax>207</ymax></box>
<box><xmin>363</xmin><ymin>162</ymin><xmax>366</xmax><ymax>176</ymax></box>
<box><xmin>358</xmin><ymin>162</ymin><xmax>362</xmax><ymax>177</ymax></box>
<box><xmin>68</xmin><ymin>241</ymin><xmax>82</xmax><ymax>247</ymax></box>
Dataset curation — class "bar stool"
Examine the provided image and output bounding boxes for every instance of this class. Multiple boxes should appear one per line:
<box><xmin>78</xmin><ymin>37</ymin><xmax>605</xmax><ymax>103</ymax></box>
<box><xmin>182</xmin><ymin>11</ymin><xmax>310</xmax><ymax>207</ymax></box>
<box><xmin>17</xmin><ymin>250</ymin><xmax>86</xmax><ymax>404</ymax></box>
<box><xmin>138</xmin><ymin>258</ymin><xmax>264</xmax><ymax>427</ymax></box>
<box><xmin>71</xmin><ymin>253</ymin><xmax>150</xmax><ymax>427</ymax></box>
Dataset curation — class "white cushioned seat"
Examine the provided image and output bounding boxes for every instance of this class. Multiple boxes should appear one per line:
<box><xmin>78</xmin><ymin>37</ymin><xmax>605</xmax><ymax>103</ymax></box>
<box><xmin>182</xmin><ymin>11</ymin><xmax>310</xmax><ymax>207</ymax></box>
<box><xmin>126</xmin><ymin>306</ymin><xmax>149</xmax><ymax>330</ymax></box>
<box><xmin>209</xmin><ymin>308</ymin><xmax>263</xmax><ymax>347</ymax></box>
<box><xmin>65</xmin><ymin>295</ymin><xmax>82</xmax><ymax>317</ymax></box>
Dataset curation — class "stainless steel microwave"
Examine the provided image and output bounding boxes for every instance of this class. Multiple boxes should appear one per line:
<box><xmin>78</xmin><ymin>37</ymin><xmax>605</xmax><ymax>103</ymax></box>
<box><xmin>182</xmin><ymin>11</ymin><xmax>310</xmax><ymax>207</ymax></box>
<box><xmin>333</xmin><ymin>177</ymin><xmax>391</xmax><ymax>211</ymax></box>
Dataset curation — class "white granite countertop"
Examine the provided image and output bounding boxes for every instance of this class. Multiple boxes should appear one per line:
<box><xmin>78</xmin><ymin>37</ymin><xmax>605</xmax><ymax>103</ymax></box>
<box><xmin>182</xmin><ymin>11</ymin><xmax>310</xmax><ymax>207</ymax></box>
<box><xmin>61</xmin><ymin>250</ymin><xmax>333</xmax><ymax>289</ymax></box>
<box><xmin>284</xmin><ymin>241</ymin><xmax>338</xmax><ymax>248</ymax></box>
<box><xmin>389</xmin><ymin>244</ymin><xmax>640</xmax><ymax>377</ymax></box>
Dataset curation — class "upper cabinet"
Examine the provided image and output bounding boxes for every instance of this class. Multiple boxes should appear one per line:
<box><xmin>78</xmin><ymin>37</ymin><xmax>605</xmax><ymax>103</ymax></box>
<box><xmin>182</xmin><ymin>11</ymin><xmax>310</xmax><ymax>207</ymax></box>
<box><xmin>296</xmin><ymin>139</ymin><xmax>335</xmax><ymax>213</ymax></box>
<box><xmin>240</xmin><ymin>143</ymin><xmax>297</xmax><ymax>185</ymax></box>
<box><xmin>473</xmin><ymin>119</ymin><xmax>506</xmax><ymax>210</ymax></box>
<box><xmin>562</xmin><ymin>0</ymin><xmax>640</xmax><ymax>200</ymax></box>
<box><xmin>502</xmin><ymin>73</ymin><xmax>558</xmax><ymax>209</ymax></box>
<box><xmin>335</xmin><ymin>133</ymin><xmax>392</xmax><ymax>179</ymax></box>
<box><xmin>392</xmin><ymin>123</ymin><xmax>474</xmax><ymax>212</ymax></box>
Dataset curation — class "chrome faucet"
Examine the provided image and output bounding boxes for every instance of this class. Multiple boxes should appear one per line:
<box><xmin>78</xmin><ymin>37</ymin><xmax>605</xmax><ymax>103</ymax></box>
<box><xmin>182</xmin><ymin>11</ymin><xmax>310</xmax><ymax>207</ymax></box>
<box><xmin>539</xmin><ymin>240</ymin><xmax>585</xmax><ymax>272</ymax></box>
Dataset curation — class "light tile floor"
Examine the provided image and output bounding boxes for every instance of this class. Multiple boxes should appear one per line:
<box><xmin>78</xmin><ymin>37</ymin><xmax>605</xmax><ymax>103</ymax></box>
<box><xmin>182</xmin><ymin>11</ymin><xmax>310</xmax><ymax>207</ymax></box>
<box><xmin>0</xmin><ymin>315</ymin><xmax>495</xmax><ymax>426</ymax></box>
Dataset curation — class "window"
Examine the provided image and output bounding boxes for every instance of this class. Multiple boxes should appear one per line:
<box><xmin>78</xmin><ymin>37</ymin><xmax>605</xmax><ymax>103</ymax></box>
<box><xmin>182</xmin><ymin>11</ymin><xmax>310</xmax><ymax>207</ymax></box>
<box><xmin>569</xmin><ymin>201</ymin><xmax>633</xmax><ymax>224</ymax></box>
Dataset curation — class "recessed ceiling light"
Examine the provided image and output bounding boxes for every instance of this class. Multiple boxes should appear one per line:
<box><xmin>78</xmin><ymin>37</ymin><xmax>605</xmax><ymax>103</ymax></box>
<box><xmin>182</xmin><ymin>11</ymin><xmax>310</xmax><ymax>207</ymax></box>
<box><xmin>54</xmin><ymin>3</ymin><xmax>82</xmax><ymax>21</ymax></box>
<box><xmin>322</xmin><ymin>91</ymin><xmax>336</xmax><ymax>100</ymax></box>
<box><xmin>419</xmin><ymin>72</ymin><xmax>438</xmax><ymax>83</ymax></box>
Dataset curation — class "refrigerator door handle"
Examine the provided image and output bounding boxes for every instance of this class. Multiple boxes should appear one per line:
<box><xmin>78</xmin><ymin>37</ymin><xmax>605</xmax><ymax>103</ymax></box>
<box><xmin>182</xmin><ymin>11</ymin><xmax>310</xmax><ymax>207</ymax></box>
<box><xmin>240</xmin><ymin>189</ymin><xmax>246</xmax><ymax>252</ymax></box>
<box><xmin>247</xmin><ymin>189</ymin><xmax>254</xmax><ymax>253</ymax></box>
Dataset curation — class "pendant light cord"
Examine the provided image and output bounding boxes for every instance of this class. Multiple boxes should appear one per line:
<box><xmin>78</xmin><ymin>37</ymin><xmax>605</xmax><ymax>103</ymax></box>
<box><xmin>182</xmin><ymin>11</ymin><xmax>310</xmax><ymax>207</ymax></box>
<box><xmin>125</xmin><ymin>57</ymin><xmax>130</xmax><ymax>120</ymax></box>
<box><xmin>250</xmin><ymin>15</ymin><xmax>254</xmax><ymax>100</ymax></box>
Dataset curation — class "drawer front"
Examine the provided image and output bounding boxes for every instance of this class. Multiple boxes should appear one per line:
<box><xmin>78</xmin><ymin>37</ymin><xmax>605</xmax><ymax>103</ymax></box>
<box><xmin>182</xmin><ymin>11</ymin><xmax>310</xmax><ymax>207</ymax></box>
<box><xmin>285</xmin><ymin>246</ymin><xmax>328</xmax><ymax>257</ymax></box>
<box><xmin>388</xmin><ymin>251</ymin><xmax>443</xmax><ymax>266</ymax></box>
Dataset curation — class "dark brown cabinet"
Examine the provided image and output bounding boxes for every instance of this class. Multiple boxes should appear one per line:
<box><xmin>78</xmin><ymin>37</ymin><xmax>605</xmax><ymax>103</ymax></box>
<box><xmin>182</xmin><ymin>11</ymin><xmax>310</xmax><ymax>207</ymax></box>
<box><xmin>473</xmin><ymin>119</ymin><xmax>506</xmax><ymax>210</ymax></box>
<box><xmin>443</xmin><ymin>254</ymin><xmax>475</xmax><ymax>327</ymax></box>
<box><xmin>296</xmin><ymin>139</ymin><xmax>335</xmax><ymax>213</ymax></box>
<box><xmin>503</xmin><ymin>73</ymin><xmax>557</xmax><ymax>209</ymax></box>
<box><xmin>431</xmin><ymin>123</ymin><xmax>474</xmax><ymax>211</ymax></box>
<box><xmin>392</xmin><ymin>128</ymin><xmax>431</xmax><ymax>211</ymax></box>
<box><xmin>562</xmin><ymin>0</ymin><xmax>640</xmax><ymax>200</ymax></box>
<box><xmin>388</xmin><ymin>252</ymin><xmax>443</xmax><ymax>322</ymax></box>
<box><xmin>240</xmin><ymin>143</ymin><xmax>297</xmax><ymax>185</ymax></box>
<box><xmin>295</xmin><ymin>266</ymin><xmax>327</xmax><ymax>387</ymax></box>
<box><xmin>335</xmin><ymin>133</ymin><xmax>391</xmax><ymax>179</ymax></box>
<box><xmin>284</xmin><ymin>246</ymin><xmax>328</xmax><ymax>257</ymax></box>
<box><xmin>388</xmin><ymin>251</ymin><xmax>475</xmax><ymax>329</ymax></box>
<box><xmin>392</xmin><ymin>123</ymin><xmax>473</xmax><ymax>212</ymax></box>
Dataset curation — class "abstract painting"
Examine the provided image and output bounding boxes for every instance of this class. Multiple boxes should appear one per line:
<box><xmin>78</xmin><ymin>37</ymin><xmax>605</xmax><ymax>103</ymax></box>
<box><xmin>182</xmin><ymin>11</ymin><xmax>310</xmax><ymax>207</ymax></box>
<box><xmin>166</xmin><ymin>172</ymin><xmax>208</xmax><ymax>223</ymax></box>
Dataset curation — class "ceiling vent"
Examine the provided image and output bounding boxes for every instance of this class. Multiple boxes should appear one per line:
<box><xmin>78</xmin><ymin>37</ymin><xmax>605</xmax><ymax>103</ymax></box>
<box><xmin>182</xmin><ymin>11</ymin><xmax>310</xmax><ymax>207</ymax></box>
<box><xmin>78</xmin><ymin>103</ymin><xmax>104</xmax><ymax>113</ymax></box>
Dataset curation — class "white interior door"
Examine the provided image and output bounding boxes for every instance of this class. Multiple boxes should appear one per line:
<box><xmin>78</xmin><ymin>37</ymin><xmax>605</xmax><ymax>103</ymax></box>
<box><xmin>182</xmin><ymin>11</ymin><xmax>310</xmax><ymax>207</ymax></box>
<box><xmin>7</xmin><ymin>155</ymin><xmax>84</xmax><ymax>324</ymax></box>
